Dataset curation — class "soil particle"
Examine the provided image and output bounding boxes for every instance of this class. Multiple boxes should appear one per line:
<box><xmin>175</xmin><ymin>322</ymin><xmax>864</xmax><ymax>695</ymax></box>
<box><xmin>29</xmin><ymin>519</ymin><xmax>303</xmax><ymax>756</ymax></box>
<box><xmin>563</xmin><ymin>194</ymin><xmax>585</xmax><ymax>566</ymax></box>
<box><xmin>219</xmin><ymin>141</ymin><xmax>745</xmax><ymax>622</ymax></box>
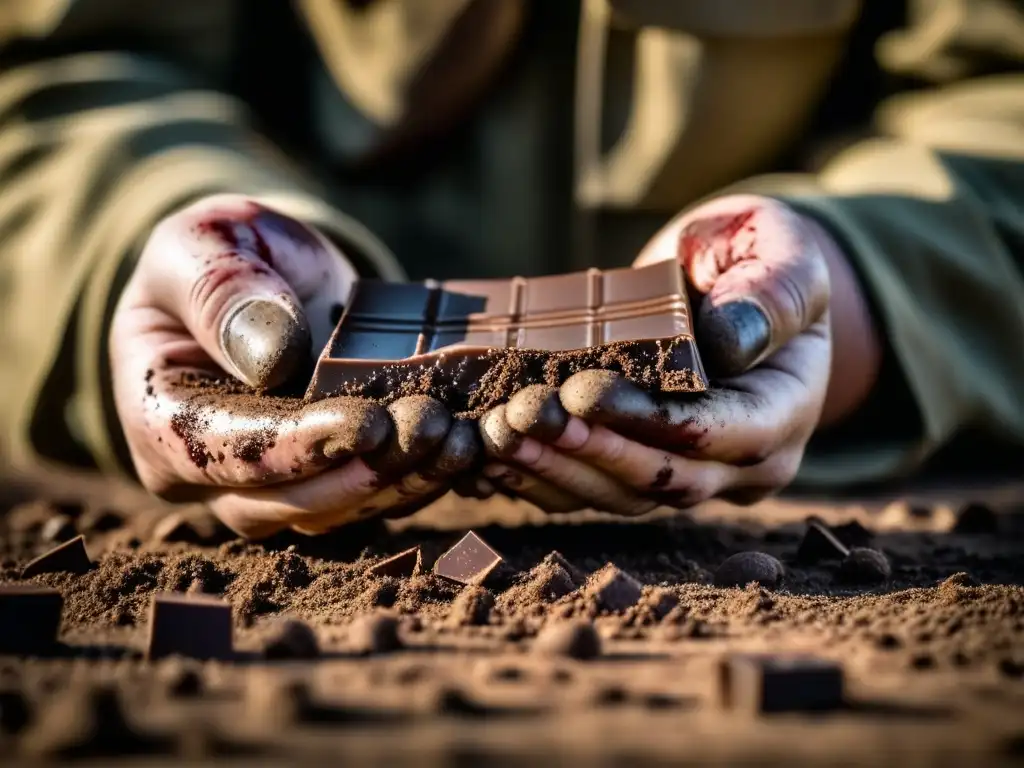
<box><xmin>39</xmin><ymin>515</ymin><xmax>76</xmax><ymax>544</ymax></box>
<box><xmin>836</xmin><ymin>548</ymin><xmax>892</xmax><ymax>585</ymax></box>
<box><xmin>713</xmin><ymin>552</ymin><xmax>784</xmax><ymax>589</ymax></box>
<box><xmin>160</xmin><ymin>662</ymin><xmax>204</xmax><ymax>698</ymax></box>
<box><xmin>261</xmin><ymin>618</ymin><xmax>320</xmax><ymax>659</ymax></box>
<box><xmin>533</xmin><ymin>620</ymin><xmax>601</xmax><ymax>660</ymax></box>
<box><xmin>447</xmin><ymin>586</ymin><xmax>495</xmax><ymax>627</ymax></box>
<box><xmin>349</xmin><ymin>612</ymin><xmax>402</xmax><ymax>654</ymax></box>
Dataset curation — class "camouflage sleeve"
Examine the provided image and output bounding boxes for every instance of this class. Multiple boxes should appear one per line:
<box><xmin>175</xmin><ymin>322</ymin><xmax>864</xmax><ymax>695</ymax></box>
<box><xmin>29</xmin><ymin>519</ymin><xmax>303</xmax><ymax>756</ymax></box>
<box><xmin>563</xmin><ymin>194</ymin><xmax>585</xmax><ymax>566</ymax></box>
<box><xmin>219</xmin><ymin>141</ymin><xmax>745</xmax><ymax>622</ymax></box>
<box><xmin>735</xmin><ymin>80</ymin><xmax>1024</xmax><ymax>487</ymax></box>
<box><xmin>0</xmin><ymin>52</ymin><xmax>403</xmax><ymax>476</ymax></box>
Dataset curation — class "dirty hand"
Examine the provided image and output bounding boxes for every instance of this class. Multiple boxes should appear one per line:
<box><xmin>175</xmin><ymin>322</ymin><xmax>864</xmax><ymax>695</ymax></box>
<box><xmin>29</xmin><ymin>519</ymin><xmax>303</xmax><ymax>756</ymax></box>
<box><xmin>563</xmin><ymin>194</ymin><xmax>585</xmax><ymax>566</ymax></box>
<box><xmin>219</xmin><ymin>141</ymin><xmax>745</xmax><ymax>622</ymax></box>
<box><xmin>111</xmin><ymin>194</ymin><xmax>477</xmax><ymax>538</ymax></box>
<box><xmin>480</xmin><ymin>194</ymin><xmax>832</xmax><ymax>515</ymax></box>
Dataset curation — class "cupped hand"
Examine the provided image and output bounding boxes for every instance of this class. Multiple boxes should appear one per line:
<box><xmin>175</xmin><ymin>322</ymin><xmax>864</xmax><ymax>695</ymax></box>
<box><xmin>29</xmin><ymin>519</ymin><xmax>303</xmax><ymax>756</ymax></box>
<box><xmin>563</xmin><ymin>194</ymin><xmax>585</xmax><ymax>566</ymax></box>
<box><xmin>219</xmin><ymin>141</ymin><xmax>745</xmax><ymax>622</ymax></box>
<box><xmin>479</xmin><ymin>194</ymin><xmax>832</xmax><ymax>514</ymax></box>
<box><xmin>111</xmin><ymin>194</ymin><xmax>477</xmax><ymax>538</ymax></box>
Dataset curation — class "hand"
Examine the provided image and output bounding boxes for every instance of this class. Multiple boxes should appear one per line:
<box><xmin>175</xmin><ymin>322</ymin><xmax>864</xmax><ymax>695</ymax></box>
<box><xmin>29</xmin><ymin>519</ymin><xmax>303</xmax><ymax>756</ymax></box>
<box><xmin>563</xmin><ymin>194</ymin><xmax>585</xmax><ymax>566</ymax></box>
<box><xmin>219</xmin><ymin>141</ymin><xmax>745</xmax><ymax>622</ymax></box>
<box><xmin>479</xmin><ymin>194</ymin><xmax>835</xmax><ymax>513</ymax></box>
<box><xmin>111</xmin><ymin>194</ymin><xmax>477</xmax><ymax>538</ymax></box>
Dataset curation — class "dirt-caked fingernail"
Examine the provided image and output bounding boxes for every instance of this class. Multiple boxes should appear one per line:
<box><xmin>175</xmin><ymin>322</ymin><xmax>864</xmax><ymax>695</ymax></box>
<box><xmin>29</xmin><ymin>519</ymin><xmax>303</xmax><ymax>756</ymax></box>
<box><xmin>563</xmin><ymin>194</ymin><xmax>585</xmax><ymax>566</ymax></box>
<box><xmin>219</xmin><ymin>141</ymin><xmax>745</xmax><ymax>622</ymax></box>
<box><xmin>698</xmin><ymin>299</ymin><xmax>771</xmax><ymax>378</ymax></box>
<box><xmin>221</xmin><ymin>298</ymin><xmax>311</xmax><ymax>390</ymax></box>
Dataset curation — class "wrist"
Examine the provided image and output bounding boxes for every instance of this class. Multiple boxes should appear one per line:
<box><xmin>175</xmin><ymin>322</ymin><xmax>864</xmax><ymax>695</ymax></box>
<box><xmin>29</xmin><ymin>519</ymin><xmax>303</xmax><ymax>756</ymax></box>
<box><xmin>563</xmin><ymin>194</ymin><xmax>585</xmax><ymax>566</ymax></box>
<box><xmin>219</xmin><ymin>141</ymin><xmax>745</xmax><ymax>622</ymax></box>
<box><xmin>799</xmin><ymin>213</ymin><xmax>882</xmax><ymax>427</ymax></box>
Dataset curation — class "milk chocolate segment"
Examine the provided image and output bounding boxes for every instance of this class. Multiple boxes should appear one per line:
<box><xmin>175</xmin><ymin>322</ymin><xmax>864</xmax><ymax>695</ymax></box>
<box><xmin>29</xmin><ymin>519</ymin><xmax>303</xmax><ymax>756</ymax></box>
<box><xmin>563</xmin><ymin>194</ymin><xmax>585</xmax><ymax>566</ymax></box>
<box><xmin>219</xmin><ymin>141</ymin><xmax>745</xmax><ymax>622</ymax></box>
<box><xmin>308</xmin><ymin>261</ymin><xmax>708</xmax><ymax>407</ymax></box>
<box><xmin>433</xmin><ymin>531</ymin><xmax>506</xmax><ymax>586</ymax></box>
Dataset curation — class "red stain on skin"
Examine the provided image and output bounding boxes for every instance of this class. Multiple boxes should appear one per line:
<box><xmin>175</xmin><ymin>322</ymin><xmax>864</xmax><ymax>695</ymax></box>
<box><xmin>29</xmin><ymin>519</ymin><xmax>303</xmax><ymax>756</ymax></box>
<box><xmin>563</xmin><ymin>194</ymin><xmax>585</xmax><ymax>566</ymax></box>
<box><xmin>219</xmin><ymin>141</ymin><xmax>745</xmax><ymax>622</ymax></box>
<box><xmin>678</xmin><ymin>210</ymin><xmax>757</xmax><ymax>276</ymax></box>
<box><xmin>194</xmin><ymin>204</ymin><xmax>324</xmax><ymax>269</ymax></box>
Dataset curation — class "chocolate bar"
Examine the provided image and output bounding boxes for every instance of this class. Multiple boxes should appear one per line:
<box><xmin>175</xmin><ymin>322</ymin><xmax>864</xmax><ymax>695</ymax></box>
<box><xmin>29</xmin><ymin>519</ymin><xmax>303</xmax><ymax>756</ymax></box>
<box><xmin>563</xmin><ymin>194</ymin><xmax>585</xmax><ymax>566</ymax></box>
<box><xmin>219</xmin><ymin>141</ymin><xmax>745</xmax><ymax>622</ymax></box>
<box><xmin>307</xmin><ymin>260</ymin><xmax>707</xmax><ymax>414</ymax></box>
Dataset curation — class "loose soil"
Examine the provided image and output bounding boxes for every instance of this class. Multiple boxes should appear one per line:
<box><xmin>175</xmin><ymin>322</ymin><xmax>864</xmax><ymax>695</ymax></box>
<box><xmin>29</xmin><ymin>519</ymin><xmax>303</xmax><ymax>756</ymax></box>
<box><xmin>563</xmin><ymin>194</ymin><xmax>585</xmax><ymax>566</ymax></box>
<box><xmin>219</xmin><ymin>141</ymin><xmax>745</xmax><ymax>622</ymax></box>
<box><xmin>1</xmin><ymin>467</ymin><xmax>1023</xmax><ymax>766</ymax></box>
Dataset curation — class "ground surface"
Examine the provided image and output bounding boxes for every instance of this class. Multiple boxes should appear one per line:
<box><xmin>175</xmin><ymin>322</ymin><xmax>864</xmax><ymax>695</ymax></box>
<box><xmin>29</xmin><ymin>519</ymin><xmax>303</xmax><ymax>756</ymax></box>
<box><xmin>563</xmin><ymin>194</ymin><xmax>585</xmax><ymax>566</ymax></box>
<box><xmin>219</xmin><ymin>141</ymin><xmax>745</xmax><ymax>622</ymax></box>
<box><xmin>1</xmin><ymin>465</ymin><xmax>1023</xmax><ymax>766</ymax></box>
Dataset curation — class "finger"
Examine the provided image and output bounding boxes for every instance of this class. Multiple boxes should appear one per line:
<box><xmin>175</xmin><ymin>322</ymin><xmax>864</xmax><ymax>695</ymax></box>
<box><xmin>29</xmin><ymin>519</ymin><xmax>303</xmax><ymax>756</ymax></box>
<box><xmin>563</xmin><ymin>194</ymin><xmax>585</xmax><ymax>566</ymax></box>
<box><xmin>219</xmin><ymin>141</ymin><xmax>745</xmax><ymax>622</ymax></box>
<box><xmin>559</xmin><ymin>369</ymin><xmax>800</xmax><ymax>466</ymax></box>
<box><xmin>547</xmin><ymin>416</ymin><xmax>735</xmax><ymax>505</ymax></box>
<box><xmin>504</xmin><ymin>385</ymin><xmax>569</xmax><ymax>442</ymax></box>
<box><xmin>643</xmin><ymin>196</ymin><xmax>830</xmax><ymax>376</ymax></box>
<box><xmin>483</xmin><ymin>463</ymin><xmax>588</xmax><ymax>514</ymax></box>
<box><xmin>451</xmin><ymin>475</ymin><xmax>498</xmax><ymax>500</ymax></box>
<box><xmin>292</xmin><ymin>418</ymin><xmax>480</xmax><ymax>533</ymax></box>
<box><xmin>364</xmin><ymin>396</ymin><xmax>453</xmax><ymax>478</ymax></box>
<box><xmin>209</xmin><ymin>457</ymin><xmax>383</xmax><ymax>538</ymax></box>
<box><xmin>479</xmin><ymin>404</ymin><xmax>523</xmax><ymax>459</ymax></box>
<box><xmin>140</xmin><ymin>195</ymin><xmax>357</xmax><ymax>389</ymax></box>
<box><xmin>505</xmin><ymin>437</ymin><xmax>658</xmax><ymax>517</ymax></box>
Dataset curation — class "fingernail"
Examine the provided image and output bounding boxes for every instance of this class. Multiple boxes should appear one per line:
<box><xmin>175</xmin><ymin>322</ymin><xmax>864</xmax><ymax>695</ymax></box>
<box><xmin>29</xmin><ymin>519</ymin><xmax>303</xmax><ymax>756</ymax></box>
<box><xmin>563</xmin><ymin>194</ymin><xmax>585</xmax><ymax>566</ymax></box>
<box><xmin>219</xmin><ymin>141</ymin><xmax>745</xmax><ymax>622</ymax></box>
<box><xmin>222</xmin><ymin>299</ymin><xmax>311</xmax><ymax>389</ymax></box>
<box><xmin>698</xmin><ymin>300</ymin><xmax>771</xmax><ymax>377</ymax></box>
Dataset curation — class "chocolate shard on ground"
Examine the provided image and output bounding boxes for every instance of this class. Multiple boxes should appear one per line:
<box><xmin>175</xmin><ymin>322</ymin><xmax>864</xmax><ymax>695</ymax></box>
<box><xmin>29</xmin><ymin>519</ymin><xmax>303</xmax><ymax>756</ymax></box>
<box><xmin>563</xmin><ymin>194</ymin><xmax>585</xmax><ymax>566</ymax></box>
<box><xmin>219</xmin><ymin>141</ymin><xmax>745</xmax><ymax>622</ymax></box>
<box><xmin>433</xmin><ymin>531</ymin><xmax>513</xmax><ymax>588</ymax></box>
<box><xmin>585</xmin><ymin>564</ymin><xmax>644</xmax><ymax>612</ymax></box>
<box><xmin>21</xmin><ymin>535</ymin><xmax>92</xmax><ymax>578</ymax></box>
<box><xmin>146</xmin><ymin>593</ymin><xmax>233</xmax><ymax>661</ymax></box>
<box><xmin>307</xmin><ymin>261</ymin><xmax>707</xmax><ymax>413</ymax></box>
<box><xmin>795</xmin><ymin>522</ymin><xmax>850</xmax><ymax>565</ymax></box>
<box><xmin>367</xmin><ymin>546</ymin><xmax>422</xmax><ymax>579</ymax></box>
<box><xmin>0</xmin><ymin>586</ymin><xmax>64</xmax><ymax>655</ymax></box>
<box><xmin>718</xmin><ymin>654</ymin><xmax>845</xmax><ymax>714</ymax></box>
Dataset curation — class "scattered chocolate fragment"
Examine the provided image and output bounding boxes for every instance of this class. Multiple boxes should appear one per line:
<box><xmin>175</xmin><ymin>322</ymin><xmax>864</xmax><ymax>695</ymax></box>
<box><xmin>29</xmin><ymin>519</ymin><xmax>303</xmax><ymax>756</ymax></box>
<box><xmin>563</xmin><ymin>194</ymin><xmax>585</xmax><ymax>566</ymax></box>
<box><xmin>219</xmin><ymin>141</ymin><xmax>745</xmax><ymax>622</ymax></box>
<box><xmin>713</xmin><ymin>552</ymin><xmax>784</xmax><ymax>589</ymax></box>
<box><xmin>585</xmin><ymin>564</ymin><xmax>643</xmax><ymax>612</ymax></box>
<box><xmin>433</xmin><ymin>531</ymin><xmax>515</xmax><ymax>589</ymax></box>
<box><xmin>540</xmin><ymin>551</ymin><xmax>587</xmax><ymax>586</ymax></box>
<box><xmin>533</xmin><ymin>620</ymin><xmax>602</xmax><ymax>660</ymax></box>
<box><xmin>836</xmin><ymin>548</ymin><xmax>891</xmax><ymax>585</ymax></box>
<box><xmin>0</xmin><ymin>586</ymin><xmax>63</xmax><ymax>655</ymax></box>
<box><xmin>349</xmin><ymin>612</ymin><xmax>402</xmax><ymax>655</ymax></box>
<box><xmin>147</xmin><ymin>593</ymin><xmax>233</xmax><ymax>661</ymax></box>
<box><xmin>262</xmin><ymin>618</ymin><xmax>320</xmax><ymax>660</ymax></box>
<box><xmin>21</xmin><ymin>535</ymin><xmax>92</xmax><ymax>578</ymax></box>
<box><xmin>447</xmin><ymin>586</ymin><xmax>495</xmax><ymax>627</ymax></box>
<box><xmin>39</xmin><ymin>514</ymin><xmax>76</xmax><ymax>544</ymax></box>
<box><xmin>952</xmin><ymin>502</ymin><xmax>999</xmax><ymax>535</ymax></box>
<box><xmin>718</xmin><ymin>654</ymin><xmax>844</xmax><ymax>713</ymax></box>
<box><xmin>307</xmin><ymin>260</ymin><xmax>708</xmax><ymax>410</ymax></box>
<box><xmin>831</xmin><ymin>519</ymin><xmax>873</xmax><ymax>548</ymax></box>
<box><xmin>367</xmin><ymin>546</ymin><xmax>422</xmax><ymax>579</ymax></box>
<box><xmin>795</xmin><ymin>522</ymin><xmax>849</xmax><ymax>565</ymax></box>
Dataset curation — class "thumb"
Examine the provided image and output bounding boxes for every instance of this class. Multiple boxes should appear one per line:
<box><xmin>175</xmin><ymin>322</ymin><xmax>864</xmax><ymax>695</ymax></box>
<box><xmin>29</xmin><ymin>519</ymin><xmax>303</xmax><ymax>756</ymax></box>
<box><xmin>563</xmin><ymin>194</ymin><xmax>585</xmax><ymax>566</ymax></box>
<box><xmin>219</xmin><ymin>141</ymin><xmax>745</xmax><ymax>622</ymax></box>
<box><xmin>140</xmin><ymin>195</ymin><xmax>353</xmax><ymax>389</ymax></box>
<box><xmin>643</xmin><ymin>195</ymin><xmax>830</xmax><ymax>377</ymax></box>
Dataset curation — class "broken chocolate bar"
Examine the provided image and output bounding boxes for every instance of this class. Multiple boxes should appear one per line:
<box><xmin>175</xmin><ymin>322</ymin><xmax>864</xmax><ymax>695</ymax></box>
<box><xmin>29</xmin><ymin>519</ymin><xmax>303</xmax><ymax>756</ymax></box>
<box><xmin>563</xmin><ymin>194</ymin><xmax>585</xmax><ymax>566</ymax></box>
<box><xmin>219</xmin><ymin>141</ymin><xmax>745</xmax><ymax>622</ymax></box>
<box><xmin>0</xmin><ymin>586</ymin><xmax>64</xmax><ymax>655</ymax></box>
<box><xmin>147</xmin><ymin>593</ymin><xmax>233</xmax><ymax>661</ymax></box>
<box><xmin>433</xmin><ymin>531</ymin><xmax>511</xmax><ymax>588</ymax></box>
<box><xmin>367</xmin><ymin>547</ymin><xmax>422</xmax><ymax>579</ymax></box>
<box><xmin>21</xmin><ymin>536</ymin><xmax>92</xmax><ymax>578</ymax></box>
<box><xmin>308</xmin><ymin>260</ymin><xmax>707</xmax><ymax>412</ymax></box>
<box><xmin>718</xmin><ymin>654</ymin><xmax>845</xmax><ymax>714</ymax></box>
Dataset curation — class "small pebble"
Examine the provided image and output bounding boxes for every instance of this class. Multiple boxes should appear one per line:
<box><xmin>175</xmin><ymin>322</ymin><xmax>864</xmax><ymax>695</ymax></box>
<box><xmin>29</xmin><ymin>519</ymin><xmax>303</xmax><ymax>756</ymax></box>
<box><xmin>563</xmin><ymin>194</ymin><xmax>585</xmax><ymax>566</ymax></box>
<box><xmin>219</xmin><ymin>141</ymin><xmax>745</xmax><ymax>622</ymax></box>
<box><xmin>836</xmin><ymin>548</ymin><xmax>891</xmax><ymax>585</ymax></box>
<box><xmin>952</xmin><ymin>503</ymin><xmax>999</xmax><ymax>535</ymax></box>
<box><xmin>262</xmin><ymin>619</ymin><xmax>320</xmax><ymax>660</ymax></box>
<box><xmin>533</xmin><ymin>620</ymin><xmax>602</xmax><ymax>660</ymax></box>
<box><xmin>447</xmin><ymin>586</ymin><xmax>495</xmax><ymax>627</ymax></box>
<box><xmin>349</xmin><ymin>612</ymin><xmax>402</xmax><ymax>655</ymax></box>
<box><xmin>713</xmin><ymin>552</ymin><xmax>784</xmax><ymax>589</ymax></box>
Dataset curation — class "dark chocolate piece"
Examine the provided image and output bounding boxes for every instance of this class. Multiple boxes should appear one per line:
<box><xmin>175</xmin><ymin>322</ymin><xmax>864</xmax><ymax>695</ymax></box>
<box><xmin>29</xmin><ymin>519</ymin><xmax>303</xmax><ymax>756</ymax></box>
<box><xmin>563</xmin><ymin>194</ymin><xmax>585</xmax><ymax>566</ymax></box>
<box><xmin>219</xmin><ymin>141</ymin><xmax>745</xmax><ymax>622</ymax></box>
<box><xmin>433</xmin><ymin>531</ymin><xmax>509</xmax><ymax>587</ymax></box>
<box><xmin>308</xmin><ymin>260</ymin><xmax>707</xmax><ymax>411</ymax></box>
<box><xmin>0</xmin><ymin>586</ymin><xmax>63</xmax><ymax>655</ymax></box>
<box><xmin>367</xmin><ymin>546</ymin><xmax>422</xmax><ymax>579</ymax></box>
<box><xmin>718</xmin><ymin>654</ymin><xmax>845</xmax><ymax>713</ymax></box>
<box><xmin>146</xmin><ymin>593</ymin><xmax>233</xmax><ymax>661</ymax></box>
<box><xmin>584</xmin><ymin>564</ymin><xmax>643</xmax><ymax>612</ymax></box>
<box><xmin>21</xmin><ymin>535</ymin><xmax>92</xmax><ymax>578</ymax></box>
<box><xmin>795</xmin><ymin>522</ymin><xmax>850</xmax><ymax>565</ymax></box>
